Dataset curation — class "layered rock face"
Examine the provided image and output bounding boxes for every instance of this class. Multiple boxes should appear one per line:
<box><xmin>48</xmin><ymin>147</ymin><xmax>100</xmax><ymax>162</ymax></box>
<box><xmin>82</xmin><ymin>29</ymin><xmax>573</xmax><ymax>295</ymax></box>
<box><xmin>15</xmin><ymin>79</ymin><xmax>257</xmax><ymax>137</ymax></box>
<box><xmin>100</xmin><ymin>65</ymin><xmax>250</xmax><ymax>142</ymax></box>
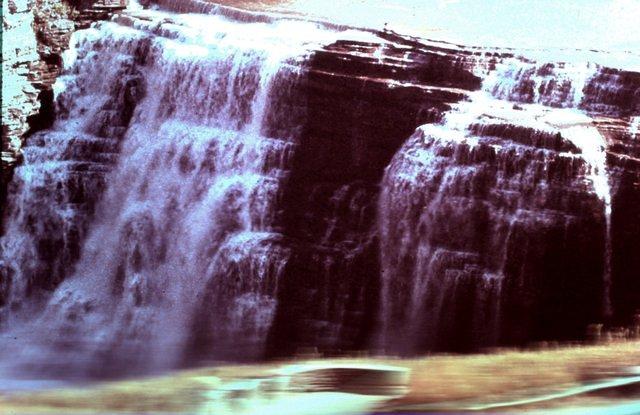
<box><xmin>602</xmin><ymin>116</ymin><xmax>640</xmax><ymax>324</ymax></box>
<box><xmin>1</xmin><ymin>0</ymin><xmax>124</xmax><ymax>213</ymax></box>
<box><xmin>1</xmin><ymin>0</ymin><xmax>639</xmax><ymax>377</ymax></box>
<box><xmin>3</xmin><ymin>0</ymin><xmax>46</xmax><ymax>186</ymax></box>
<box><xmin>377</xmin><ymin>59</ymin><xmax>640</xmax><ymax>352</ymax></box>
<box><xmin>267</xmin><ymin>35</ymin><xmax>481</xmax><ymax>356</ymax></box>
<box><xmin>379</xmin><ymin>118</ymin><xmax>604</xmax><ymax>352</ymax></box>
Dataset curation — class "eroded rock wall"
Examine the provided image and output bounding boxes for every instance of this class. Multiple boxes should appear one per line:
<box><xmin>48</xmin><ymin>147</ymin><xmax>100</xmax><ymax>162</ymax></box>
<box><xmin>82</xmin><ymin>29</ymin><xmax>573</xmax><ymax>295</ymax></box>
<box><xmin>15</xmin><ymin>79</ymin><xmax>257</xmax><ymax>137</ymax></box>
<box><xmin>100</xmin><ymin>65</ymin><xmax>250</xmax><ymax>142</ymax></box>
<box><xmin>1</xmin><ymin>0</ymin><xmax>125</xmax><ymax>216</ymax></box>
<box><xmin>267</xmin><ymin>35</ymin><xmax>483</xmax><ymax>356</ymax></box>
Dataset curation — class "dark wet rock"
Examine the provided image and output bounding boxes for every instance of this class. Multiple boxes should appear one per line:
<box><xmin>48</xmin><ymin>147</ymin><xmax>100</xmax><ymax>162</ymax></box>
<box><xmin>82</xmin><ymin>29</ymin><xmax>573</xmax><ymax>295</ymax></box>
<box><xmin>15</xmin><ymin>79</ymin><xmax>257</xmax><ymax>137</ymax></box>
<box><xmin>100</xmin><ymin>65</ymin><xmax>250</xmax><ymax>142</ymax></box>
<box><xmin>269</xmin><ymin>35</ymin><xmax>481</xmax><ymax>355</ymax></box>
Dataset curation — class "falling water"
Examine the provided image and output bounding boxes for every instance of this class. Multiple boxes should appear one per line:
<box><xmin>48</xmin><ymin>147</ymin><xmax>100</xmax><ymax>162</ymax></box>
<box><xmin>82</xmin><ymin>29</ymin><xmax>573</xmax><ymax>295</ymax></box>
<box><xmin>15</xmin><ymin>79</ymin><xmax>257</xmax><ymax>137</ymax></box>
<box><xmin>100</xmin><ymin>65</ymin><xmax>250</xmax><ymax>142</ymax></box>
<box><xmin>488</xmin><ymin>59</ymin><xmax>614</xmax><ymax>317</ymax></box>
<box><xmin>0</xmin><ymin>6</ymin><xmax>373</xmax><ymax>376</ymax></box>
<box><xmin>378</xmin><ymin>57</ymin><xmax>614</xmax><ymax>352</ymax></box>
<box><xmin>1</xmin><ymin>0</ymin><xmax>635</xmax><ymax>378</ymax></box>
<box><xmin>549</xmin><ymin>116</ymin><xmax>613</xmax><ymax>317</ymax></box>
<box><xmin>631</xmin><ymin>116</ymin><xmax>640</xmax><ymax>138</ymax></box>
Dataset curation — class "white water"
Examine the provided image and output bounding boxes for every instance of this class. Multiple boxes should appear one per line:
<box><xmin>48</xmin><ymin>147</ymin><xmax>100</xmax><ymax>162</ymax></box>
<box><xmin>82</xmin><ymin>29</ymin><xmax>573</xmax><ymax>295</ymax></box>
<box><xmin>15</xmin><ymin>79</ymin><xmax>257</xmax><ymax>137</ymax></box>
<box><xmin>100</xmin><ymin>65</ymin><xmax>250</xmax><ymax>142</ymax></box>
<box><xmin>552</xmin><ymin>120</ymin><xmax>613</xmax><ymax>317</ymax></box>
<box><xmin>1</xmin><ymin>0</ymin><xmax>634</xmax><ymax>376</ymax></box>
<box><xmin>378</xmin><ymin>56</ymin><xmax>616</xmax><ymax>352</ymax></box>
<box><xmin>478</xmin><ymin>59</ymin><xmax>615</xmax><ymax>319</ymax></box>
<box><xmin>0</xmin><ymin>5</ymin><xmax>376</xmax><ymax>376</ymax></box>
<box><xmin>631</xmin><ymin>116</ymin><xmax>640</xmax><ymax>138</ymax></box>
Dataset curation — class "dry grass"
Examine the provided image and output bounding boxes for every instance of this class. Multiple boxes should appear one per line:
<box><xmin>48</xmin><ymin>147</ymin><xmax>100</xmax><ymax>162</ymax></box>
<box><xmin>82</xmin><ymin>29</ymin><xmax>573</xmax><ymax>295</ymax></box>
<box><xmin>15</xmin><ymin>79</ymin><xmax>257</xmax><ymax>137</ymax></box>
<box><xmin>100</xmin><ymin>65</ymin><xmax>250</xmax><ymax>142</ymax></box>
<box><xmin>290</xmin><ymin>341</ymin><xmax>640</xmax><ymax>411</ymax></box>
<box><xmin>385</xmin><ymin>340</ymin><xmax>640</xmax><ymax>410</ymax></box>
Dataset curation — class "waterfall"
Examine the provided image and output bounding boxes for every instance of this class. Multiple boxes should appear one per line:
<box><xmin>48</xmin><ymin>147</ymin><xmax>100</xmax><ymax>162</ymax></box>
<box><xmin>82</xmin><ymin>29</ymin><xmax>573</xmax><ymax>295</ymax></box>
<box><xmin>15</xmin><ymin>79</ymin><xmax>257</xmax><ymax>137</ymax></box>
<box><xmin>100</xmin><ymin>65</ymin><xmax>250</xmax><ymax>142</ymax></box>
<box><xmin>2</xmin><ymin>0</ymin><xmax>637</xmax><ymax>377</ymax></box>
<box><xmin>488</xmin><ymin>59</ymin><xmax>614</xmax><ymax>318</ymax></box>
<box><xmin>0</xmin><ymin>6</ymin><xmax>373</xmax><ymax>376</ymax></box>
<box><xmin>554</xmin><ymin>119</ymin><xmax>612</xmax><ymax>317</ymax></box>
<box><xmin>377</xmin><ymin>57</ymin><xmax>613</xmax><ymax>353</ymax></box>
<box><xmin>631</xmin><ymin>116</ymin><xmax>640</xmax><ymax>138</ymax></box>
<box><xmin>486</xmin><ymin>60</ymin><xmax>597</xmax><ymax>108</ymax></box>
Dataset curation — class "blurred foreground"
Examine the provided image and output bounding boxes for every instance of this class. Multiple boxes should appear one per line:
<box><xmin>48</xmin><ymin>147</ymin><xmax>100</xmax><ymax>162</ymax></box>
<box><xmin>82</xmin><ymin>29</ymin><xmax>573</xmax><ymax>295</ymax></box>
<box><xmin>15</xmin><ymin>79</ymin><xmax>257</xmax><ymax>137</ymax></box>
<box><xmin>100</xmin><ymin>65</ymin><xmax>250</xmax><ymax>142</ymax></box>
<box><xmin>2</xmin><ymin>341</ymin><xmax>640</xmax><ymax>414</ymax></box>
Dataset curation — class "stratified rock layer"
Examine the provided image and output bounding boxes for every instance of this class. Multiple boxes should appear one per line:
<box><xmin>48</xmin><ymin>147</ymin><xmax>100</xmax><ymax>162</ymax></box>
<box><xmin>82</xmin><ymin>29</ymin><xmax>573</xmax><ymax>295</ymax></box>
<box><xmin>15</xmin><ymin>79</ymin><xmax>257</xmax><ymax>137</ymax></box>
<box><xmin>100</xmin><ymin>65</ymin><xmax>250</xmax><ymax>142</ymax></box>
<box><xmin>268</xmin><ymin>36</ymin><xmax>481</xmax><ymax>356</ymax></box>
<box><xmin>1</xmin><ymin>0</ymin><xmax>125</xmax><ymax>216</ymax></box>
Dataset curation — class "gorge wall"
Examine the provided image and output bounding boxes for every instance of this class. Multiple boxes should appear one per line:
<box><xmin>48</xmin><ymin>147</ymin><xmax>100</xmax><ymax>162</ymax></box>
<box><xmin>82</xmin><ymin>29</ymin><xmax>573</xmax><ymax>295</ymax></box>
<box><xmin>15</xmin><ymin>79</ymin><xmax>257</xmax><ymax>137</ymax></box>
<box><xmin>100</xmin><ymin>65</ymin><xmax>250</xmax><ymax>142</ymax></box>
<box><xmin>1</xmin><ymin>0</ymin><xmax>639</xmax><ymax>377</ymax></box>
<box><xmin>1</xmin><ymin>0</ymin><xmax>125</xmax><ymax>212</ymax></box>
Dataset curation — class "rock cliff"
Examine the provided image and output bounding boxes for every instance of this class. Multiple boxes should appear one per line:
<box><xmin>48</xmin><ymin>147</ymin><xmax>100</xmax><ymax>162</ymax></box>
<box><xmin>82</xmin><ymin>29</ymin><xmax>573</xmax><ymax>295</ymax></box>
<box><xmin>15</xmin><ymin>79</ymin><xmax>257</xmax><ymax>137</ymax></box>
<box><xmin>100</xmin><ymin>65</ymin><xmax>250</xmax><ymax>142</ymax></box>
<box><xmin>269</xmin><ymin>35</ymin><xmax>640</xmax><ymax>354</ymax></box>
<box><xmin>1</xmin><ymin>0</ymin><xmax>125</xmax><ymax>214</ymax></box>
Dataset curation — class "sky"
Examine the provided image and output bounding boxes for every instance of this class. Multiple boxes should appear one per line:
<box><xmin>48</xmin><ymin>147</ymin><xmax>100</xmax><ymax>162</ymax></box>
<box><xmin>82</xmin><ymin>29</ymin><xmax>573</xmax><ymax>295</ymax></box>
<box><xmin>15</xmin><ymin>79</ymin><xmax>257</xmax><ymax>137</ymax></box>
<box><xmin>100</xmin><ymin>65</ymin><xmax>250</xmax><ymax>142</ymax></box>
<box><xmin>226</xmin><ymin>0</ymin><xmax>640</xmax><ymax>52</ymax></box>
<box><xmin>297</xmin><ymin>0</ymin><xmax>640</xmax><ymax>51</ymax></box>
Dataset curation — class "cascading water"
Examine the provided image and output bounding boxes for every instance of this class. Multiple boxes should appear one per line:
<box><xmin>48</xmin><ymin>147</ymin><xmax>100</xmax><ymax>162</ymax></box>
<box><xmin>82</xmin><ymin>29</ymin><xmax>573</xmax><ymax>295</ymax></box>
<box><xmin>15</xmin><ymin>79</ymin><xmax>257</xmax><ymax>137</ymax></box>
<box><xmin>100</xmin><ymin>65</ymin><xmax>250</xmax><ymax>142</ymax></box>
<box><xmin>0</xmin><ymin>5</ymin><xmax>373</xmax><ymax>376</ymax></box>
<box><xmin>486</xmin><ymin>60</ymin><xmax>597</xmax><ymax>108</ymax></box>
<box><xmin>487</xmin><ymin>59</ymin><xmax>616</xmax><ymax>320</ymax></box>
<box><xmin>378</xmin><ymin>57</ymin><xmax>614</xmax><ymax>353</ymax></box>
<box><xmin>2</xmin><ymin>0</ymin><xmax>639</xmax><ymax>381</ymax></box>
<box><xmin>0</xmin><ymin>23</ymin><xmax>144</xmax><ymax>320</ymax></box>
<box><xmin>631</xmin><ymin>116</ymin><xmax>640</xmax><ymax>139</ymax></box>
